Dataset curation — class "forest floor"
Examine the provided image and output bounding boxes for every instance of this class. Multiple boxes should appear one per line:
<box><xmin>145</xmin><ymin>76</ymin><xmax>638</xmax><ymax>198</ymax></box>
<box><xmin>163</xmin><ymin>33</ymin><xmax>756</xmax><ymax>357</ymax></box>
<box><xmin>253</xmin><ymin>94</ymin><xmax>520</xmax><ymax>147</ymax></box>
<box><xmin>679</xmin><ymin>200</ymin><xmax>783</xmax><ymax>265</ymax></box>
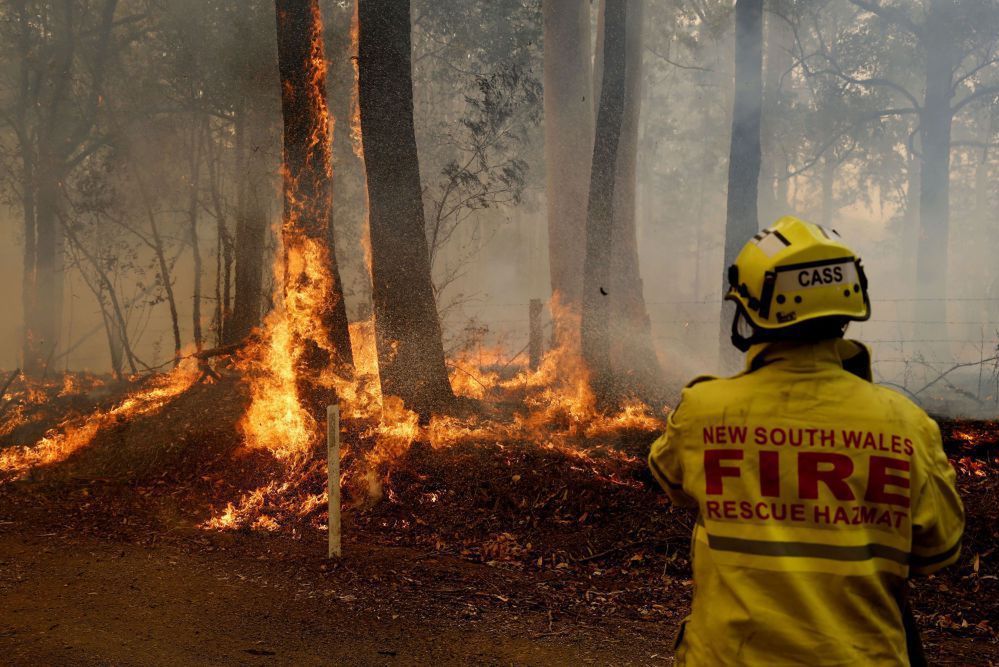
<box><xmin>1</xmin><ymin>374</ymin><xmax>998</xmax><ymax>665</ymax></box>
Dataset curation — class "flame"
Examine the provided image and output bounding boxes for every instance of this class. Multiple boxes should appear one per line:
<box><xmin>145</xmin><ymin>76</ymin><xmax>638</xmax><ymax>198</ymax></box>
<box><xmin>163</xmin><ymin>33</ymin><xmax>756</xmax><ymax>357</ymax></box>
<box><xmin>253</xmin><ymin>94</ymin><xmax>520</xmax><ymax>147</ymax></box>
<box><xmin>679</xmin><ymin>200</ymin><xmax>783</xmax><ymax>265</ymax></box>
<box><xmin>447</xmin><ymin>345</ymin><xmax>509</xmax><ymax>400</ymax></box>
<box><xmin>349</xmin><ymin>0</ymin><xmax>363</xmax><ymax>161</ymax></box>
<box><xmin>0</xmin><ymin>7</ymin><xmax>667</xmax><ymax>531</ymax></box>
<box><xmin>0</xmin><ymin>360</ymin><xmax>199</xmax><ymax>478</ymax></box>
<box><xmin>209</xmin><ymin>288</ymin><xmax>667</xmax><ymax>531</ymax></box>
<box><xmin>238</xmin><ymin>2</ymin><xmax>341</xmax><ymax>462</ymax></box>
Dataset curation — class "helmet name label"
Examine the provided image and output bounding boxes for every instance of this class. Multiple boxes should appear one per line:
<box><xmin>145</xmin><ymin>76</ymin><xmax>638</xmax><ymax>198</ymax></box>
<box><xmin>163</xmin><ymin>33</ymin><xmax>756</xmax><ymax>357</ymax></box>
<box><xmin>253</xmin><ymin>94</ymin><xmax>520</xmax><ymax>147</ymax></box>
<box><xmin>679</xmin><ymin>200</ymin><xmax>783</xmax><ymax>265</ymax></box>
<box><xmin>774</xmin><ymin>260</ymin><xmax>856</xmax><ymax>294</ymax></box>
<box><xmin>797</xmin><ymin>265</ymin><xmax>843</xmax><ymax>287</ymax></box>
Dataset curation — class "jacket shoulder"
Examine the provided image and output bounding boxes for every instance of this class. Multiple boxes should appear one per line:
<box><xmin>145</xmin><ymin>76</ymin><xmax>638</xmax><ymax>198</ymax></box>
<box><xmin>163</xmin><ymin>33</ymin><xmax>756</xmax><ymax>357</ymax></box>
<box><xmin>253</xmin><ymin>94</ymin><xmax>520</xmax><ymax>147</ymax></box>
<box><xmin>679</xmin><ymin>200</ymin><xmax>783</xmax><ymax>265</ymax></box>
<box><xmin>683</xmin><ymin>374</ymin><xmax>719</xmax><ymax>389</ymax></box>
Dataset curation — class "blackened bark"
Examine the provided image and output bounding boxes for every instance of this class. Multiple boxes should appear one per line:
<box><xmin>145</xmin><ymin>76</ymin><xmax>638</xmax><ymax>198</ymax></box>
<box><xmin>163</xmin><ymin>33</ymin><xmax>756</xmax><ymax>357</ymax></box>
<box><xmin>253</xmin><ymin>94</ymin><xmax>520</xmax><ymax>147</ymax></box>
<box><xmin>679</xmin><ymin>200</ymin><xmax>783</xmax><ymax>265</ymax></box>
<box><xmin>275</xmin><ymin>0</ymin><xmax>354</xmax><ymax>371</ymax></box>
<box><xmin>607</xmin><ymin>0</ymin><xmax>665</xmax><ymax>406</ymax></box>
<box><xmin>357</xmin><ymin>0</ymin><xmax>454</xmax><ymax>416</ymax></box>
<box><xmin>542</xmin><ymin>0</ymin><xmax>593</xmax><ymax>346</ymax></box>
<box><xmin>581</xmin><ymin>0</ymin><xmax>627</xmax><ymax>405</ymax></box>
<box><xmin>719</xmin><ymin>0</ymin><xmax>763</xmax><ymax>370</ymax></box>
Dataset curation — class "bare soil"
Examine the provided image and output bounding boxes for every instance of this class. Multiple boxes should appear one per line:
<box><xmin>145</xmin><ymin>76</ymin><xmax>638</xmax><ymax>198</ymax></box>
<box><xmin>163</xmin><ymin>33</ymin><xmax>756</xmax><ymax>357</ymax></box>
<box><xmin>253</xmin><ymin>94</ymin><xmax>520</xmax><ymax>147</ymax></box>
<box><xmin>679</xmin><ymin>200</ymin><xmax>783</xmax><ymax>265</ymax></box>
<box><xmin>0</xmin><ymin>529</ymin><xmax>674</xmax><ymax>666</ymax></box>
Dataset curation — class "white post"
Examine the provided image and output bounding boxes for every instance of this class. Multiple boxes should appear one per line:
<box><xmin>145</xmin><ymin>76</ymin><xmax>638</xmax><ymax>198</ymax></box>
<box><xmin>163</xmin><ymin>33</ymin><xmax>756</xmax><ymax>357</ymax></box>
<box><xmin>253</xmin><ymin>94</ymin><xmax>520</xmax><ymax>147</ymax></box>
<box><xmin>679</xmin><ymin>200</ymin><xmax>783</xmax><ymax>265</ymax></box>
<box><xmin>327</xmin><ymin>404</ymin><xmax>341</xmax><ymax>558</ymax></box>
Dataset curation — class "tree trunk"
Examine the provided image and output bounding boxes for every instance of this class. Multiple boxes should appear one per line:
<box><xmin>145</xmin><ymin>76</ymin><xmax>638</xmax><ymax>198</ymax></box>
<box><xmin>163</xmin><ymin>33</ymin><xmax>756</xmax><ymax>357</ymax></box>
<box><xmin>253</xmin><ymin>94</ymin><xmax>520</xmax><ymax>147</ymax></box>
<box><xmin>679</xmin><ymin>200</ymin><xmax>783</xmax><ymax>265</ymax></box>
<box><xmin>137</xmin><ymin>176</ymin><xmax>183</xmax><ymax>366</ymax></box>
<box><xmin>357</xmin><ymin>0</ymin><xmax>453</xmax><ymax>416</ymax></box>
<box><xmin>900</xmin><ymin>152</ymin><xmax>920</xmax><ymax>336</ymax></box>
<box><xmin>719</xmin><ymin>0</ymin><xmax>763</xmax><ymax>371</ymax></box>
<box><xmin>275</xmin><ymin>0</ymin><xmax>354</xmax><ymax>375</ymax></box>
<box><xmin>228</xmin><ymin>96</ymin><xmax>274</xmax><ymax>344</ymax></box>
<box><xmin>759</xmin><ymin>10</ymin><xmax>792</xmax><ymax>223</ymax></box>
<box><xmin>26</xmin><ymin>159</ymin><xmax>63</xmax><ymax>375</ymax></box>
<box><xmin>915</xmin><ymin>0</ymin><xmax>956</xmax><ymax>351</ymax></box>
<box><xmin>607</xmin><ymin>0</ymin><xmax>665</xmax><ymax>405</ymax></box>
<box><xmin>820</xmin><ymin>155</ymin><xmax>836</xmax><ymax>228</ymax></box>
<box><xmin>189</xmin><ymin>119</ymin><xmax>205</xmax><ymax>354</ymax></box>
<box><xmin>19</xmin><ymin>150</ymin><xmax>37</xmax><ymax>375</ymax></box>
<box><xmin>542</xmin><ymin>0</ymin><xmax>594</xmax><ymax>347</ymax></box>
<box><xmin>581</xmin><ymin>0</ymin><xmax>627</xmax><ymax>405</ymax></box>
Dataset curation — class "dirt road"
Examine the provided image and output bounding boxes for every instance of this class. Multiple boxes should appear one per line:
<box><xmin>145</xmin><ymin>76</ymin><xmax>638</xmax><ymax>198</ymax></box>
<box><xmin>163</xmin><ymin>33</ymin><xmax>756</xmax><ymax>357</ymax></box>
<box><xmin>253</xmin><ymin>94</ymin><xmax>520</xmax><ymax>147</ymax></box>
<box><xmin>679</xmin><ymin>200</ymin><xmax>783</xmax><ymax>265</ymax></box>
<box><xmin>0</xmin><ymin>531</ymin><xmax>674</xmax><ymax>666</ymax></box>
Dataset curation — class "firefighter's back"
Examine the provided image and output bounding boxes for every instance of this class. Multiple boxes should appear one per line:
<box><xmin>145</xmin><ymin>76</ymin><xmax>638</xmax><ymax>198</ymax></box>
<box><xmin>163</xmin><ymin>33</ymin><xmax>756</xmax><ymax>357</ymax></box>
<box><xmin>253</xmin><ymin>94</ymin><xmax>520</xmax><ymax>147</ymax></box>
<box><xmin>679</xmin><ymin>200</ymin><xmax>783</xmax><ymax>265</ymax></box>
<box><xmin>649</xmin><ymin>340</ymin><xmax>964</xmax><ymax>666</ymax></box>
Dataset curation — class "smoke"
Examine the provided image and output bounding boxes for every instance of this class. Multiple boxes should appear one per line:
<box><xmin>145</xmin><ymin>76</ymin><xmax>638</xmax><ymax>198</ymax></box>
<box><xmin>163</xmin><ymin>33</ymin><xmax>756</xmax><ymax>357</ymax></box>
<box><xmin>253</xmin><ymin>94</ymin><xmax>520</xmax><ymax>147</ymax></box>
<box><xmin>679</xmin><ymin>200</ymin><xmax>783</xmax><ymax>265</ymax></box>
<box><xmin>0</xmin><ymin>0</ymin><xmax>997</xmax><ymax>418</ymax></box>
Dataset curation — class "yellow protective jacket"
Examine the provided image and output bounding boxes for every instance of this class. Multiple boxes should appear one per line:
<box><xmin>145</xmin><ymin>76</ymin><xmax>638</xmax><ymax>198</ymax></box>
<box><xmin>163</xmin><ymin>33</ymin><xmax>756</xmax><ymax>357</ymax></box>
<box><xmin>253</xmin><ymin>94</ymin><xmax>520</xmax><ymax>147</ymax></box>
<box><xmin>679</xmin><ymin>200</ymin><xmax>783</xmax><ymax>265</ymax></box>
<box><xmin>649</xmin><ymin>339</ymin><xmax>964</xmax><ymax>667</ymax></box>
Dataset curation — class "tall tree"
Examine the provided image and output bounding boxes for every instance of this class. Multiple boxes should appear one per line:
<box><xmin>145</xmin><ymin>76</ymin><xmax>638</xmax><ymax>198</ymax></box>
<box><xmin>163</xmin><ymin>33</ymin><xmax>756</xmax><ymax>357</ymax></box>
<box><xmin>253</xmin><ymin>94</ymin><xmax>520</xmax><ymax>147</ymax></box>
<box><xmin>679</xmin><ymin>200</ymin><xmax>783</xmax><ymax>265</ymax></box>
<box><xmin>913</xmin><ymin>0</ymin><xmax>962</xmax><ymax>331</ymax></box>
<box><xmin>228</xmin><ymin>2</ymin><xmax>280</xmax><ymax>344</ymax></box>
<box><xmin>542</xmin><ymin>0</ymin><xmax>594</xmax><ymax>347</ymax></box>
<box><xmin>759</xmin><ymin>8</ymin><xmax>793</xmax><ymax>224</ymax></box>
<box><xmin>581</xmin><ymin>0</ymin><xmax>627</xmax><ymax>404</ymax></box>
<box><xmin>606</xmin><ymin>0</ymin><xmax>665</xmax><ymax>404</ymax></box>
<box><xmin>719</xmin><ymin>0</ymin><xmax>763</xmax><ymax>369</ymax></box>
<box><xmin>1</xmin><ymin>0</ymin><xmax>120</xmax><ymax>374</ymax></box>
<box><xmin>357</xmin><ymin>0</ymin><xmax>453</xmax><ymax>415</ymax></box>
<box><xmin>274</xmin><ymin>0</ymin><xmax>354</xmax><ymax>375</ymax></box>
<box><xmin>792</xmin><ymin>0</ymin><xmax>999</xmax><ymax>347</ymax></box>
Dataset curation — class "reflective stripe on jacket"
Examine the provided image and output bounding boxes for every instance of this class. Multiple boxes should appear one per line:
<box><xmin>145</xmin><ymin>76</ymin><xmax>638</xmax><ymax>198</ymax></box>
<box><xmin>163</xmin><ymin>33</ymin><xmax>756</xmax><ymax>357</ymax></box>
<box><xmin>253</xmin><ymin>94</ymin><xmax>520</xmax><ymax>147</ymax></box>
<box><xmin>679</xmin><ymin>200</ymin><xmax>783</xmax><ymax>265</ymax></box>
<box><xmin>649</xmin><ymin>339</ymin><xmax>964</xmax><ymax>667</ymax></box>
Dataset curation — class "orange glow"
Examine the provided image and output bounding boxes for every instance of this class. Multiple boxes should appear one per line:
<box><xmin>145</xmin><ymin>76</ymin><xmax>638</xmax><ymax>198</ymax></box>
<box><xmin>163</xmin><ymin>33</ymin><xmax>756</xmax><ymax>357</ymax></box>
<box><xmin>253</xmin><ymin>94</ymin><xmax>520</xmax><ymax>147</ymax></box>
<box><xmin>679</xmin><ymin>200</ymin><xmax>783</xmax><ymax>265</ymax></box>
<box><xmin>349</xmin><ymin>0</ymin><xmax>363</xmax><ymax>160</ymax></box>
<box><xmin>0</xmin><ymin>360</ymin><xmax>199</xmax><ymax>478</ymax></box>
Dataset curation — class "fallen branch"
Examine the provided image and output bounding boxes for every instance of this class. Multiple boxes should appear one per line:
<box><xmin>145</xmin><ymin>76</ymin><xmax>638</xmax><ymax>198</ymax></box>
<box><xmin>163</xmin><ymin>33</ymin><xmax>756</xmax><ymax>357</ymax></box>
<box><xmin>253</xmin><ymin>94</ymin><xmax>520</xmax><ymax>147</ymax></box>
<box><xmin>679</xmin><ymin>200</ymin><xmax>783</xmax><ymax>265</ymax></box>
<box><xmin>143</xmin><ymin>338</ymin><xmax>252</xmax><ymax>372</ymax></box>
<box><xmin>193</xmin><ymin>341</ymin><xmax>249</xmax><ymax>360</ymax></box>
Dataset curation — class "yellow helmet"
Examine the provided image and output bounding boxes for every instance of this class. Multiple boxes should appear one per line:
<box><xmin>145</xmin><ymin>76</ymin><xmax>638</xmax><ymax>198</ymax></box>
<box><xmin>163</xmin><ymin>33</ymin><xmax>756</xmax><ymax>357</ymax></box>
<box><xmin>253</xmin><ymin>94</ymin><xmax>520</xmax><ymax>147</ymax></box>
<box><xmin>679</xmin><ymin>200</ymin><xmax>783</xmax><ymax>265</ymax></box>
<box><xmin>726</xmin><ymin>216</ymin><xmax>870</xmax><ymax>350</ymax></box>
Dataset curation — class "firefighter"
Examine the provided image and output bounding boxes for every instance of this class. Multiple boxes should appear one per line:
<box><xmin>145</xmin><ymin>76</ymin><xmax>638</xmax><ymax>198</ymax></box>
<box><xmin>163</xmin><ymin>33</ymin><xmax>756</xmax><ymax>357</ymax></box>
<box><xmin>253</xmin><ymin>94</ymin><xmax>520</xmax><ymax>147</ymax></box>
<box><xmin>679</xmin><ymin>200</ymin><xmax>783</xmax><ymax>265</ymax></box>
<box><xmin>649</xmin><ymin>216</ymin><xmax>964</xmax><ymax>666</ymax></box>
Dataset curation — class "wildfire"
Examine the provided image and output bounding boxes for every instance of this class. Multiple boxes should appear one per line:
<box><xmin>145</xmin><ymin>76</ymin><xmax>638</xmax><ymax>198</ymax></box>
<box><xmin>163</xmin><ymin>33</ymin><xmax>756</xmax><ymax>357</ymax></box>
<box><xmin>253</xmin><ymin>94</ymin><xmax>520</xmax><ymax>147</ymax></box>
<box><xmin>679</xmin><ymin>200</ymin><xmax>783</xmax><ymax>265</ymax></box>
<box><xmin>0</xmin><ymin>360</ymin><xmax>199</xmax><ymax>478</ymax></box>
<box><xmin>3</xmin><ymin>6</ymin><xmax>669</xmax><ymax>536</ymax></box>
<box><xmin>208</xmin><ymin>272</ymin><xmax>666</xmax><ymax>530</ymax></box>
<box><xmin>239</xmin><ymin>238</ymin><xmax>340</xmax><ymax>460</ymax></box>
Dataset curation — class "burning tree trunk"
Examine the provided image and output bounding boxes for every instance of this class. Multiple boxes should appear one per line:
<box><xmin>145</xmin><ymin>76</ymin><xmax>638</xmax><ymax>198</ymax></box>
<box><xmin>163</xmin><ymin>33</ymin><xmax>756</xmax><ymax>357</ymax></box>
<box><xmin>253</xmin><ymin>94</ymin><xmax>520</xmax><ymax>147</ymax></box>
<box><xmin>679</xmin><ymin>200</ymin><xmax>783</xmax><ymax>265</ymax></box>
<box><xmin>274</xmin><ymin>0</ymin><xmax>354</xmax><ymax>374</ymax></box>
<box><xmin>719</xmin><ymin>0</ymin><xmax>763</xmax><ymax>371</ymax></box>
<box><xmin>542</xmin><ymin>0</ymin><xmax>593</xmax><ymax>347</ymax></box>
<box><xmin>357</xmin><ymin>0</ymin><xmax>454</xmax><ymax>416</ymax></box>
<box><xmin>607</xmin><ymin>0</ymin><xmax>665</xmax><ymax>406</ymax></box>
<box><xmin>581</xmin><ymin>0</ymin><xmax>627</xmax><ymax>405</ymax></box>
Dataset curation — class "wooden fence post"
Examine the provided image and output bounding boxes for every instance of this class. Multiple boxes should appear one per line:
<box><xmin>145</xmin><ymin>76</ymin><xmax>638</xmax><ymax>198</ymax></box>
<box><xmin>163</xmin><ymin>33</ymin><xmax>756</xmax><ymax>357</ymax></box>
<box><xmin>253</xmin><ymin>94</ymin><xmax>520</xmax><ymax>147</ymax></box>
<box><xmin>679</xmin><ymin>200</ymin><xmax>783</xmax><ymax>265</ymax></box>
<box><xmin>327</xmin><ymin>404</ymin><xmax>341</xmax><ymax>558</ymax></box>
<box><xmin>529</xmin><ymin>299</ymin><xmax>543</xmax><ymax>369</ymax></box>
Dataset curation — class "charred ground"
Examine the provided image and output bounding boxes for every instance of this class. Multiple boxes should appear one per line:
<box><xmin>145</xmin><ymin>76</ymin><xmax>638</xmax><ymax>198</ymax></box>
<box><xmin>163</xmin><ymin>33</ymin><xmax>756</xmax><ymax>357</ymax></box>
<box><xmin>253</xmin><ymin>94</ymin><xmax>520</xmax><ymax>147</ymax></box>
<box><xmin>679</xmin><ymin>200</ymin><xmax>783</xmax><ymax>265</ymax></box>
<box><xmin>0</xmin><ymin>372</ymin><xmax>997</xmax><ymax>665</ymax></box>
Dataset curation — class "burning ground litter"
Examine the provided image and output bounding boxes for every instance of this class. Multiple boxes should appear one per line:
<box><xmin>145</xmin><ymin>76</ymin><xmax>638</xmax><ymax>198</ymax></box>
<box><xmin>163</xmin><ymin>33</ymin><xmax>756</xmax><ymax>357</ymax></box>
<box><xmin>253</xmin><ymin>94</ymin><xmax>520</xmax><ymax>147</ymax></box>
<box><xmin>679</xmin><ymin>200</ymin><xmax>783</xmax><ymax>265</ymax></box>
<box><xmin>0</xmin><ymin>358</ymin><xmax>997</xmax><ymax>660</ymax></box>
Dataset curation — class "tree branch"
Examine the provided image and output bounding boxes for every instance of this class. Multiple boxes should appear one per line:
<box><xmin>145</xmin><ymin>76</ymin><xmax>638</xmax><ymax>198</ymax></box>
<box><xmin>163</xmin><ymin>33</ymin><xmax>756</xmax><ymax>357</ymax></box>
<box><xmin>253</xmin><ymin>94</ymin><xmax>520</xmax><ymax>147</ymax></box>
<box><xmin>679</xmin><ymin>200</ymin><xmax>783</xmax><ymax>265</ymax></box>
<box><xmin>951</xmin><ymin>85</ymin><xmax>999</xmax><ymax>116</ymax></box>
<box><xmin>645</xmin><ymin>46</ymin><xmax>712</xmax><ymax>72</ymax></box>
<box><xmin>785</xmin><ymin>108</ymin><xmax>919</xmax><ymax>178</ymax></box>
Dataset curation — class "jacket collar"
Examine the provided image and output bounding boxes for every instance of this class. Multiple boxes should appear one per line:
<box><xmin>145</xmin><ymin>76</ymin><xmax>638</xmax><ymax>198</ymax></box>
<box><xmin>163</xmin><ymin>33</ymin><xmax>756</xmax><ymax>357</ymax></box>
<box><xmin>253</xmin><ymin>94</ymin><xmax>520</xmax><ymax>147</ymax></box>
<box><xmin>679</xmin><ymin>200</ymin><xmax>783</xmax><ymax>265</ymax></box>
<box><xmin>743</xmin><ymin>338</ymin><xmax>873</xmax><ymax>381</ymax></box>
